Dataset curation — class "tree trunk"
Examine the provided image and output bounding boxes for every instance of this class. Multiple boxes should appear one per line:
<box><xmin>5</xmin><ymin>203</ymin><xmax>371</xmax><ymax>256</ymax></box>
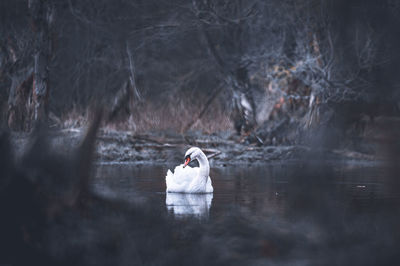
<box><xmin>29</xmin><ymin>0</ymin><xmax>53</xmax><ymax>124</ymax></box>
<box><xmin>305</xmin><ymin>31</ymin><xmax>323</xmax><ymax>129</ymax></box>
<box><xmin>5</xmin><ymin>34</ymin><xmax>34</xmax><ymax>131</ymax></box>
<box><xmin>7</xmin><ymin>73</ymin><xmax>33</xmax><ymax>131</ymax></box>
<box><xmin>192</xmin><ymin>0</ymin><xmax>256</xmax><ymax>135</ymax></box>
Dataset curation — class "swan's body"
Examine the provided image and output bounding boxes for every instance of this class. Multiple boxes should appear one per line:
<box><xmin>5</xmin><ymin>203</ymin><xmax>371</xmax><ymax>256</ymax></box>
<box><xmin>166</xmin><ymin>147</ymin><xmax>213</xmax><ymax>193</ymax></box>
<box><xmin>166</xmin><ymin>165</ymin><xmax>213</xmax><ymax>193</ymax></box>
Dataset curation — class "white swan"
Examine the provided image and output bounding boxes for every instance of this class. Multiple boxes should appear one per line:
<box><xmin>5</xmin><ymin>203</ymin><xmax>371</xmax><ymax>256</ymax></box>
<box><xmin>166</xmin><ymin>147</ymin><xmax>213</xmax><ymax>193</ymax></box>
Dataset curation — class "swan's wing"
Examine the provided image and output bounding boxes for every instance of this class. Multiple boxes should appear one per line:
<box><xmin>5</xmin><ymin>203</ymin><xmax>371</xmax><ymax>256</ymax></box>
<box><xmin>166</xmin><ymin>169</ymin><xmax>175</xmax><ymax>191</ymax></box>
<box><xmin>166</xmin><ymin>165</ymin><xmax>199</xmax><ymax>192</ymax></box>
<box><xmin>166</xmin><ymin>169</ymin><xmax>187</xmax><ymax>192</ymax></box>
<box><xmin>173</xmin><ymin>164</ymin><xmax>199</xmax><ymax>183</ymax></box>
<box><xmin>206</xmin><ymin>176</ymin><xmax>214</xmax><ymax>193</ymax></box>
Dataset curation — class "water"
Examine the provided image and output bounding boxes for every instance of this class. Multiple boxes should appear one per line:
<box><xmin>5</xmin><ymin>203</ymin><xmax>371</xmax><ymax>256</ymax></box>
<box><xmin>93</xmin><ymin>162</ymin><xmax>399</xmax><ymax>220</ymax></box>
<box><xmin>91</xmin><ymin>162</ymin><xmax>400</xmax><ymax>263</ymax></box>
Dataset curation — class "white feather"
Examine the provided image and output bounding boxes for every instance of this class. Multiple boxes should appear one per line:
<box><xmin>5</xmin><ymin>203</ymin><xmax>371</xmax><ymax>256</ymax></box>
<box><xmin>165</xmin><ymin>147</ymin><xmax>213</xmax><ymax>193</ymax></box>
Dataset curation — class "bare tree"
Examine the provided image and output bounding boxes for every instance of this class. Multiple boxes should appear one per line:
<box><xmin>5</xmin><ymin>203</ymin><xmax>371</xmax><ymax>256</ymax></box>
<box><xmin>4</xmin><ymin>28</ymin><xmax>34</xmax><ymax>130</ymax></box>
<box><xmin>190</xmin><ymin>0</ymin><xmax>259</xmax><ymax>134</ymax></box>
<box><xmin>29</xmin><ymin>0</ymin><xmax>55</xmax><ymax>123</ymax></box>
<box><xmin>4</xmin><ymin>0</ymin><xmax>55</xmax><ymax>130</ymax></box>
<box><xmin>1</xmin><ymin>0</ymin><xmax>393</xmax><ymax>137</ymax></box>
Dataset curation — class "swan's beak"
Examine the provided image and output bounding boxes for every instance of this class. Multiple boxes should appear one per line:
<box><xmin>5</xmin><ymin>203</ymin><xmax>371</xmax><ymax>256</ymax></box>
<box><xmin>183</xmin><ymin>157</ymin><xmax>191</xmax><ymax>168</ymax></box>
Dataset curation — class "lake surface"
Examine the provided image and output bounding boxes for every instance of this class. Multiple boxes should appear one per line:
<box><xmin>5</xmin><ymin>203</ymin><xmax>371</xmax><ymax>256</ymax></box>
<box><xmin>92</xmin><ymin>162</ymin><xmax>400</xmax><ymax>264</ymax></box>
<box><xmin>93</xmin><ymin>162</ymin><xmax>399</xmax><ymax>219</ymax></box>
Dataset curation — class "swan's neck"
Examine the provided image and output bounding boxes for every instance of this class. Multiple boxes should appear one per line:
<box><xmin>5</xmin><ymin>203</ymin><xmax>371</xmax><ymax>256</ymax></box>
<box><xmin>196</xmin><ymin>152</ymin><xmax>210</xmax><ymax>180</ymax></box>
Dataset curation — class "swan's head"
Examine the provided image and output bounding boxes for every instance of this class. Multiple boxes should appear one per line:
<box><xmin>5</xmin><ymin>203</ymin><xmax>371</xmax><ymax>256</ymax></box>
<box><xmin>183</xmin><ymin>147</ymin><xmax>202</xmax><ymax>168</ymax></box>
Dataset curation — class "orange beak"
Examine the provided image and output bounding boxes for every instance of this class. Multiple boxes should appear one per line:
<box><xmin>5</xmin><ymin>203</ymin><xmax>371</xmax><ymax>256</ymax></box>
<box><xmin>183</xmin><ymin>157</ymin><xmax>191</xmax><ymax>168</ymax></box>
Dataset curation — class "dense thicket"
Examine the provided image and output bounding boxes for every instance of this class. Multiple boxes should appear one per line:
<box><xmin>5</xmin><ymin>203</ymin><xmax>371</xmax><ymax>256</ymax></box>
<box><xmin>1</xmin><ymin>0</ymin><xmax>399</xmax><ymax>138</ymax></box>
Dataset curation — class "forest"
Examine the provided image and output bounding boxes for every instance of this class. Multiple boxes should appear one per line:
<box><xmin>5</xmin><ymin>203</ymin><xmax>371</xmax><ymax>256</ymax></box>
<box><xmin>1</xmin><ymin>0</ymin><xmax>400</xmax><ymax>265</ymax></box>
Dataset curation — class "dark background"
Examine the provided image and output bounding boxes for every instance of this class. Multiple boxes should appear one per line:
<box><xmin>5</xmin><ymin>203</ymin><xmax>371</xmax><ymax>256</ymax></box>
<box><xmin>1</xmin><ymin>0</ymin><xmax>400</xmax><ymax>136</ymax></box>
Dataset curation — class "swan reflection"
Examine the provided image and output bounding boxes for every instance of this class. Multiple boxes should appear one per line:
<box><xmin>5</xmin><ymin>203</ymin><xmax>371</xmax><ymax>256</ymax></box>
<box><xmin>166</xmin><ymin>193</ymin><xmax>213</xmax><ymax>218</ymax></box>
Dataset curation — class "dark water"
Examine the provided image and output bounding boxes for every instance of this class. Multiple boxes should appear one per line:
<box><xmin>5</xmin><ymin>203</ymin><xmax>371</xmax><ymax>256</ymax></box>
<box><xmin>93</xmin><ymin>162</ymin><xmax>399</xmax><ymax>219</ymax></box>
<box><xmin>91</xmin><ymin>162</ymin><xmax>400</xmax><ymax>264</ymax></box>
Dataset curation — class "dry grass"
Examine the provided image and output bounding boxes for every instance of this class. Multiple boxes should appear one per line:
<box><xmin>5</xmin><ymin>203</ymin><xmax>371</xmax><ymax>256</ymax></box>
<box><xmin>58</xmin><ymin>106</ymin><xmax>90</xmax><ymax>129</ymax></box>
<box><xmin>58</xmin><ymin>96</ymin><xmax>233</xmax><ymax>134</ymax></box>
<box><xmin>109</xmin><ymin>97</ymin><xmax>233</xmax><ymax>134</ymax></box>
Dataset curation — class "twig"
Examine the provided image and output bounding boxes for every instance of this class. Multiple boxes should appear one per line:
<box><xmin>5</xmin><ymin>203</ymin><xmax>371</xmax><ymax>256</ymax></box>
<box><xmin>207</xmin><ymin>151</ymin><xmax>221</xmax><ymax>159</ymax></box>
<box><xmin>126</xmin><ymin>42</ymin><xmax>141</xmax><ymax>101</ymax></box>
<box><xmin>133</xmin><ymin>135</ymin><xmax>164</xmax><ymax>145</ymax></box>
<box><xmin>183</xmin><ymin>83</ymin><xmax>224</xmax><ymax>132</ymax></box>
<box><xmin>203</xmin><ymin>148</ymin><xmax>222</xmax><ymax>159</ymax></box>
